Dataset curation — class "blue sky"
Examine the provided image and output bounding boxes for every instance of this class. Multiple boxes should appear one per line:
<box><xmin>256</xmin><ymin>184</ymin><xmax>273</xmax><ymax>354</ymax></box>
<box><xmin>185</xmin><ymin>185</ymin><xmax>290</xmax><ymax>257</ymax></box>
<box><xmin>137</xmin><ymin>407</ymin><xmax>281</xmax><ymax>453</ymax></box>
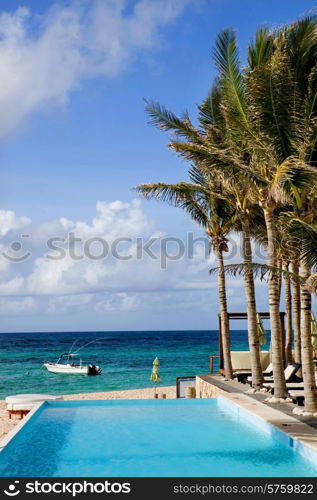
<box><xmin>0</xmin><ymin>0</ymin><xmax>316</xmax><ymax>332</ymax></box>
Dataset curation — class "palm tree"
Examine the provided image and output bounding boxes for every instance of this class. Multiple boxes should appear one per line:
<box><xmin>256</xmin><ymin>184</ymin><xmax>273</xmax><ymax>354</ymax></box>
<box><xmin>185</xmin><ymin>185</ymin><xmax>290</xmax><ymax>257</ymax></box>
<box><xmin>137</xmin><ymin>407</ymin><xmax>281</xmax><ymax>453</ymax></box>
<box><xmin>141</xmin><ymin>88</ymin><xmax>265</xmax><ymax>387</ymax></box>
<box><xmin>283</xmin><ymin>260</ymin><xmax>293</xmax><ymax>365</ymax></box>
<box><xmin>263</xmin><ymin>18</ymin><xmax>317</xmax><ymax>410</ymax></box>
<box><xmin>219</xmin><ymin>19</ymin><xmax>317</xmax><ymax>406</ymax></box>
<box><xmin>135</xmin><ymin>169</ymin><xmax>236</xmax><ymax>379</ymax></box>
<box><xmin>157</xmin><ymin>22</ymin><xmax>317</xmax><ymax>401</ymax></box>
<box><xmin>239</xmin><ymin>213</ymin><xmax>265</xmax><ymax>388</ymax></box>
<box><xmin>136</xmin><ymin>17</ymin><xmax>317</xmax><ymax>405</ymax></box>
<box><xmin>275</xmin><ymin>221</ymin><xmax>296</xmax><ymax>365</ymax></box>
<box><xmin>289</xmin><ymin>218</ymin><xmax>317</xmax><ymax>411</ymax></box>
<box><xmin>292</xmin><ymin>259</ymin><xmax>302</xmax><ymax>365</ymax></box>
<box><xmin>210</xmin><ymin>21</ymin><xmax>317</xmax><ymax>401</ymax></box>
<box><xmin>199</xmin><ymin>90</ymin><xmax>265</xmax><ymax>388</ymax></box>
<box><xmin>163</xmin><ymin>28</ymin><xmax>289</xmax><ymax>398</ymax></box>
<box><xmin>216</xmin><ymin>28</ymin><xmax>293</xmax><ymax>399</ymax></box>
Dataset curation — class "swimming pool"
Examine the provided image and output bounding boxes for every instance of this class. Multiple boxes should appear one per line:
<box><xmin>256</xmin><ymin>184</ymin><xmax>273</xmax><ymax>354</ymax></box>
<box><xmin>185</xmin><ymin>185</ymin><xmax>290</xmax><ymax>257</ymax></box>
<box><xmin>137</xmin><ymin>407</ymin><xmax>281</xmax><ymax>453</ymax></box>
<box><xmin>1</xmin><ymin>398</ymin><xmax>317</xmax><ymax>477</ymax></box>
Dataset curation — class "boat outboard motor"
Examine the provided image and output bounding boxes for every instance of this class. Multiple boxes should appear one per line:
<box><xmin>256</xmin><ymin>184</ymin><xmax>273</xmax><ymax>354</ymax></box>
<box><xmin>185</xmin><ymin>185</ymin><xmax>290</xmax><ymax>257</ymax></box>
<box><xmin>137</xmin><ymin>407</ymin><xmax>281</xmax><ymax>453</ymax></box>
<box><xmin>87</xmin><ymin>364</ymin><xmax>102</xmax><ymax>375</ymax></box>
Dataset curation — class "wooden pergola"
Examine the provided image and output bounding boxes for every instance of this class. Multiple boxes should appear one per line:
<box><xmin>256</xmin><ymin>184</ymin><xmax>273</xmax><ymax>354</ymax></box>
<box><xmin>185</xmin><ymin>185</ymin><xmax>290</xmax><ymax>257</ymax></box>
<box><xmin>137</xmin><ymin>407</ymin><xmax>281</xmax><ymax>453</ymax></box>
<box><xmin>213</xmin><ymin>311</ymin><xmax>286</xmax><ymax>374</ymax></box>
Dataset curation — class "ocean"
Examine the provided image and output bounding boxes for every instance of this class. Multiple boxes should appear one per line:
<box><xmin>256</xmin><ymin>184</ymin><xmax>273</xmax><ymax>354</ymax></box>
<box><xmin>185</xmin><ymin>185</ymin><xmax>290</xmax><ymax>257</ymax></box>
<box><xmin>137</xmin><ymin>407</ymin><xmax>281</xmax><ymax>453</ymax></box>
<box><xmin>0</xmin><ymin>330</ymin><xmax>254</xmax><ymax>400</ymax></box>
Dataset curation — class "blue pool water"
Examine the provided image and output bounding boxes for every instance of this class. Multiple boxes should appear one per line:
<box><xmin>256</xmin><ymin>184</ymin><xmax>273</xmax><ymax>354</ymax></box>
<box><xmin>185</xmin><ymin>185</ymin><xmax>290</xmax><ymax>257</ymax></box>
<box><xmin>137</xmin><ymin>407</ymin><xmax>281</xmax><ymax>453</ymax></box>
<box><xmin>0</xmin><ymin>398</ymin><xmax>316</xmax><ymax>477</ymax></box>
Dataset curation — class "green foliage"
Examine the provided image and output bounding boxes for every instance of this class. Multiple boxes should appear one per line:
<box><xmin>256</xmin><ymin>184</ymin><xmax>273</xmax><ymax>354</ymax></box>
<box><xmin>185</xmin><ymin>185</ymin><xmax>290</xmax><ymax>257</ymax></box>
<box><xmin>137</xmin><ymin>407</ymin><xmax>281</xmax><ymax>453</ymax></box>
<box><xmin>138</xmin><ymin>15</ymin><xmax>317</xmax><ymax>288</ymax></box>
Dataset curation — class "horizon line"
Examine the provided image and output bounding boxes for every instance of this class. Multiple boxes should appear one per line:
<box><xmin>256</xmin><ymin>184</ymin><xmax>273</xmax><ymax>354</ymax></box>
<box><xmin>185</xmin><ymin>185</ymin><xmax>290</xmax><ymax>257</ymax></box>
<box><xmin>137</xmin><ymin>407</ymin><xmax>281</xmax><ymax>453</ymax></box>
<box><xmin>0</xmin><ymin>328</ymin><xmax>256</xmax><ymax>335</ymax></box>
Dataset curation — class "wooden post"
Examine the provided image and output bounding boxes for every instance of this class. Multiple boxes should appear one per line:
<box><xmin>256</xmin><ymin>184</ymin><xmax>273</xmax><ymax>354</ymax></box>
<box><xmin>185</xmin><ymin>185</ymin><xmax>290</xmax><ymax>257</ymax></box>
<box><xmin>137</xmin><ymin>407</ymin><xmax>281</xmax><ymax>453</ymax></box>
<box><xmin>209</xmin><ymin>355</ymin><xmax>213</xmax><ymax>374</ymax></box>
<box><xmin>216</xmin><ymin>311</ymin><xmax>286</xmax><ymax>372</ymax></box>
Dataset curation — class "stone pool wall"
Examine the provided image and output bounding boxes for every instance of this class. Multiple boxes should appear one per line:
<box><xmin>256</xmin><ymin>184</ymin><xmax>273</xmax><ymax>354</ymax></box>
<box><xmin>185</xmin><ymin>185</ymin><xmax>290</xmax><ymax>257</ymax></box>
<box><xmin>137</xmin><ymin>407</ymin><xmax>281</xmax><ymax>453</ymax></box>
<box><xmin>196</xmin><ymin>376</ymin><xmax>228</xmax><ymax>398</ymax></box>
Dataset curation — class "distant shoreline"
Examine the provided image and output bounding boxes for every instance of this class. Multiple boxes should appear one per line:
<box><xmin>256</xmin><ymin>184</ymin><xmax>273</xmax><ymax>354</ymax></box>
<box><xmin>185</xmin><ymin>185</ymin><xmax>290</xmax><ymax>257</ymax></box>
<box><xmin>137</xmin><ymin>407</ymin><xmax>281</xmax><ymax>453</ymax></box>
<box><xmin>64</xmin><ymin>385</ymin><xmax>176</xmax><ymax>400</ymax></box>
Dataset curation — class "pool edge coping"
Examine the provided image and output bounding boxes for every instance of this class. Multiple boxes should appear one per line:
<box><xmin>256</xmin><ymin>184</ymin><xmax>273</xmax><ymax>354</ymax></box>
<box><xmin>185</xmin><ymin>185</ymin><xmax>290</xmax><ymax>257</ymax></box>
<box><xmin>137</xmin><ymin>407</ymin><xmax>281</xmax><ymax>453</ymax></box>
<box><xmin>218</xmin><ymin>392</ymin><xmax>317</xmax><ymax>463</ymax></box>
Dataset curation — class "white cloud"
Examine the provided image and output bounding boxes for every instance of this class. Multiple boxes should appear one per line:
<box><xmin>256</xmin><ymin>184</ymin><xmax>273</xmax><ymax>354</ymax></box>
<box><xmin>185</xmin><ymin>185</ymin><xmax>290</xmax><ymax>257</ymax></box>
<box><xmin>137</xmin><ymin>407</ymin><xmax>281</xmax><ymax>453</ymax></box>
<box><xmin>0</xmin><ymin>0</ymin><xmax>189</xmax><ymax>136</ymax></box>
<box><xmin>48</xmin><ymin>294</ymin><xmax>93</xmax><ymax>313</ymax></box>
<box><xmin>95</xmin><ymin>292</ymin><xmax>138</xmax><ymax>312</ymax></box>
<box><xmin>0</xmin><ymin>296</ymin><xmax>37</xmax><ymax>315</ymax></box>
<box><xmin>0</xmin><ymin>199</ymin><xmax>262</xmax><ymax>319</ymax></box>
<box><xmin>0</xmin><ymin>199</ymin><xmax>216</xmax><ymax>301</ymax></box>
<box><xmin>0</xmin><ymin>276</ymin><xmax>25</xmax><ymax>295</ymax></box>
<box><xmin>94</xmin><ymin>289</ymin><xmax>219</xmax><ymax>314</ymax></box>
<box><xmin>23</xmin><ymin>199</ymin><xmax>158</xmax><ymax>295</ymax></box>
<box><xmin>0</xmin><ymin>210</ymin><xmax>31</xmax><ymax>276</ymax></box>
<box><xmin>0</xmin><ymin>209</ymin><xmax>31</xmax><ymax>237</ymax></box>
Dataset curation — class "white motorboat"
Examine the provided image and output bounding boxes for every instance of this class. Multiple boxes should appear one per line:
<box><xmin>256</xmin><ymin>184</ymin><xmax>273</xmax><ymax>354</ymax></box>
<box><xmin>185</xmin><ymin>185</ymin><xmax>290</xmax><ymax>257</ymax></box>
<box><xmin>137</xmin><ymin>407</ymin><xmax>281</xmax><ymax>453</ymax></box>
<box><xmin>44</xmin><ymin>352</ymin><xmax>102</xmax><ymax>376</ymax></box>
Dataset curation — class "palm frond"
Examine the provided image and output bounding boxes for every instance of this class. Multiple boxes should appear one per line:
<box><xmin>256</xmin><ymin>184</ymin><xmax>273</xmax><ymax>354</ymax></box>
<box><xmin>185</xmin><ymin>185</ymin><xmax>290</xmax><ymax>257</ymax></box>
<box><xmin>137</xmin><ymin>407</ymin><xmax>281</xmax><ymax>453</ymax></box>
<box><xmin>284</xmin><ymin>16</ymin><xmax>317</xmax><ymax>93</ymax></box>
<box><xmin>170</xmin><ymin>140</ymin><xmax>267</xmax><ymax>188</ymax></box>
<box><xmin>213</xmin><ymin>28</ymin><xmax>247</xmax><ymax>123</ymax></box>
<box><xmin>304</xmin><ymin>62</ymin><xmax>317</xmax><ymax>124</ymax></box>
<box><xmin>198</xmin><ymin>81</ymin><xmax>225</xmax><ymax>131</ymax></box>
<box><xmin>248</xmin><ymin>26</ymin><xmax>274</xmax><ymax>69</ymax></box>
<box><xmin>134</xmin><ymin>182</ymin><xmax>208</xmax><ymax>202</ymax></box>
<box><xmin>306</xmin><ymin>273</ymin><xmax>317</xmax><ymax>293</ymax></box>
<box><xmin>134</xmin><ymin>182</ymin><xmax>209</xmax><ymax>227</ymax></box>
<box><xmin>247</xmin><ymin>48</ymin><xmax>298</xmax><ymax>162</ymax></box>
<box><xmin>271</xmin><ymin>156</ymin><xmax>317</xmax><ymax>206</ymax></box>
<box><xmin>303</xmin><ymin>62</ymin><xmax>317</xmax><ymax>163</ymax></box>
<box><xmin>209</xmin><ymin>261</ymin><xmax>303</xmax><ymax>284</ymax></box>
<box><xmin>288</xmin><ymin>218</ymin><xmax>317</xmax><ymax>270</ymax></box>
<box><xmin>144</xmin><ymin>99</ymin><xmax>201</xmax><ymax>142</ymax></box>
<box><xmin>188</xmin><ymin>165</ymin><xmax>205</xmax><ymax>186</ymax></box>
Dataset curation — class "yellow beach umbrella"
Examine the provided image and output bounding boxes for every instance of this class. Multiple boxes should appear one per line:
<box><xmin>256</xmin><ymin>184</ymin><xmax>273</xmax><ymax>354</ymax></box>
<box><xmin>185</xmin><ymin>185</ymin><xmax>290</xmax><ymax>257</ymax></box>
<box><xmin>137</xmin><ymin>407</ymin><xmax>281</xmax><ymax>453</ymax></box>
<box><xmin>257</xmin><ymin>313</ymin><xmax>267</xmax><ymax>346</ymax></box>
<box><xmin>150</xmin><ymin>357</ymin><xmax>161</xmax><ymax>398</ymax></box>
<box><xmin>311</xmin><ymin>312</ymin><xmax>317</xmax><ymax>348</ymax></box>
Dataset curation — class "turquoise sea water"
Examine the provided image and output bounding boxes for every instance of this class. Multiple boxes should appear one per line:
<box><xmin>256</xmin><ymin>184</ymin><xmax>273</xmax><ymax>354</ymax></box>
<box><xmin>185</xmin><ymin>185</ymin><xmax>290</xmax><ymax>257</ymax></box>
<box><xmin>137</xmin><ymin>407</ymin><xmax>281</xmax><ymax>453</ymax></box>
<box><xmin>0</xmin><ymin>399</ymin><xmax>315</xmax><ymax>477</ymax></box>
<box><xmin>0</xmin><ymin>330</ymin><xmax>256</xmax><ymax>400</ymax></box>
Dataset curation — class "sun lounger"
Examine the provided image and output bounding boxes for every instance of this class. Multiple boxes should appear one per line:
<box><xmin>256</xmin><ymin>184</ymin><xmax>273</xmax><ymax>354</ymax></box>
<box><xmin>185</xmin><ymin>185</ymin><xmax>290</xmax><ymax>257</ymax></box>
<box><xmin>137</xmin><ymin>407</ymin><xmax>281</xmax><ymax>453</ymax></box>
<box><xmin>230</xmin><ymin>351</ymin><xmax>270</xmax><ymax>373</ymax></box>
<box><xmin>247</xmin><ymin>363</ymin><xmax>301</xmax><ymax>385</ymax></box>
<box><xmin>288</xmin><ymin>390</ymin><xmax>305</xmax><ymax>406</ymax></box>
<box><xmin>6</xmin><ymin>402</ymin><xmax>37</xmax><ymax>419</ymax></box>
<box><xmin>286</xmin><ymin>382</ymin><xmax>304</xmax><ymax>389</ymax></box>
<box><xmin>6</xmin><ymin>394</ymin><xmax>63</xmax><ymax>419</ymax></box>
<box><xmin>235</xmin><ymin>362</ymin><xmax>273</xmax><ymax>384</ymax></box>
<box><xmin>264</xmin><ymin>381</ymin><xmax>304</xmax><ymax>394</ymax></box>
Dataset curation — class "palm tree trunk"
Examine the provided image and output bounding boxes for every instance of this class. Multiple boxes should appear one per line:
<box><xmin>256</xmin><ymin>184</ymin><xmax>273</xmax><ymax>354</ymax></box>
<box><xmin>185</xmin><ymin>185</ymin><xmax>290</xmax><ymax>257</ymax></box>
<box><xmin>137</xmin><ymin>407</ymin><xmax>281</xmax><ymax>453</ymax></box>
<box><xmin>292</xmin><ymin>260</ymin><xmax>301</xmax><ymax>365</ymax></box>
<box><xmin>283</xmin><ymin>261</ymin><xmax>293</xmax><ymax>365</ymax></box>
<box><xmin>276</xmin><ymin>259</ymin><xmax>282</xmax><ymax>303</ymax></box>
<box><xmin>300</xmin><ymin>261</ymin><xmax>317</xmax><ymax>413</ymax></box>
<box><xmin>263</xmin><ymin>207</ymin><xmax>287</xmax><ymax>398</ymax></box>
<box><xmin>215</xmin><ymin>245</ymin><xmax>233</xmax><ymax>379</ymax></box>
<box><xmin>242</xmin><ymin>219</ymin><xmax>263</xmax><ymax>388</ymax></box>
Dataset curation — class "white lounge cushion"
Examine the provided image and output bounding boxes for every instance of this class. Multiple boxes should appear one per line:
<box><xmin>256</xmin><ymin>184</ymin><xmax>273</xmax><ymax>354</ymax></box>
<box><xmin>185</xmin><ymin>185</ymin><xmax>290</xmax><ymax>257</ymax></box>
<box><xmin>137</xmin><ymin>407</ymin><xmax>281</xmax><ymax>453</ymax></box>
<box><xmin>6</xmin><ymin>394</ymin><xmax>63</xmax><ymax>404</ymax></box>
<box><xmin>7</xmin><ymin>403</ymin><xmax>37</xmax><ymax>411</ymax></box>
<box><xmin>234</xmin><ymin>362</ymin><xmax>273</xmax><ymax>376</ymax></box>
<box><xmin>289</xmin><ymin>390</ymin><xmax>305</xmax><ymax>398</ymax></box>
<box><xmin>247</xmin><ymin>364</ymin><xmax>300</xmax><ymax>383</ymax></box>
<box><xmin>284</xmin><ymin>364</ymin><xmax>297</xmax><ymax>380</ymax></box>
<box><xmin>230</xmin><ymin>351</ymin><xmax>270</xmax><ymax>371</ymax></box>
<box><xmin>264</xmin><ymin>382</ymin><xmax>304</xmax><ymax>389</ymax></box>
<box><xmin>248</xmin><ymin>375</ymin><xmax>275</xmax><ymax>382</ymax></box>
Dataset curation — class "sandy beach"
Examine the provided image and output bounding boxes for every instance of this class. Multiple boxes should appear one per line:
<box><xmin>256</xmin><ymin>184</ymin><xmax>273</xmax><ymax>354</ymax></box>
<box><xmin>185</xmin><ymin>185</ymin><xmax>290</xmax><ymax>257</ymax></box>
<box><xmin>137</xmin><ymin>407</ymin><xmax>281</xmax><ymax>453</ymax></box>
<box><xmin>0</xmin><ymin>386</ymin><xmax>175</xmax><ymax>442</ymax></box>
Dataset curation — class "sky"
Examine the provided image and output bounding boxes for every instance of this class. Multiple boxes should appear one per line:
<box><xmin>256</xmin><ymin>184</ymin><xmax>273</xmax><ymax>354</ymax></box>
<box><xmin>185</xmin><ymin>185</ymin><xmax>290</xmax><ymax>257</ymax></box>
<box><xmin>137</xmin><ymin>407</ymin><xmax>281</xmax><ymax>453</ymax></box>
<box><xmin>0</xmin><ymin>0</ymin><xmax>316</xmax><ymax>333</ymax></box>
